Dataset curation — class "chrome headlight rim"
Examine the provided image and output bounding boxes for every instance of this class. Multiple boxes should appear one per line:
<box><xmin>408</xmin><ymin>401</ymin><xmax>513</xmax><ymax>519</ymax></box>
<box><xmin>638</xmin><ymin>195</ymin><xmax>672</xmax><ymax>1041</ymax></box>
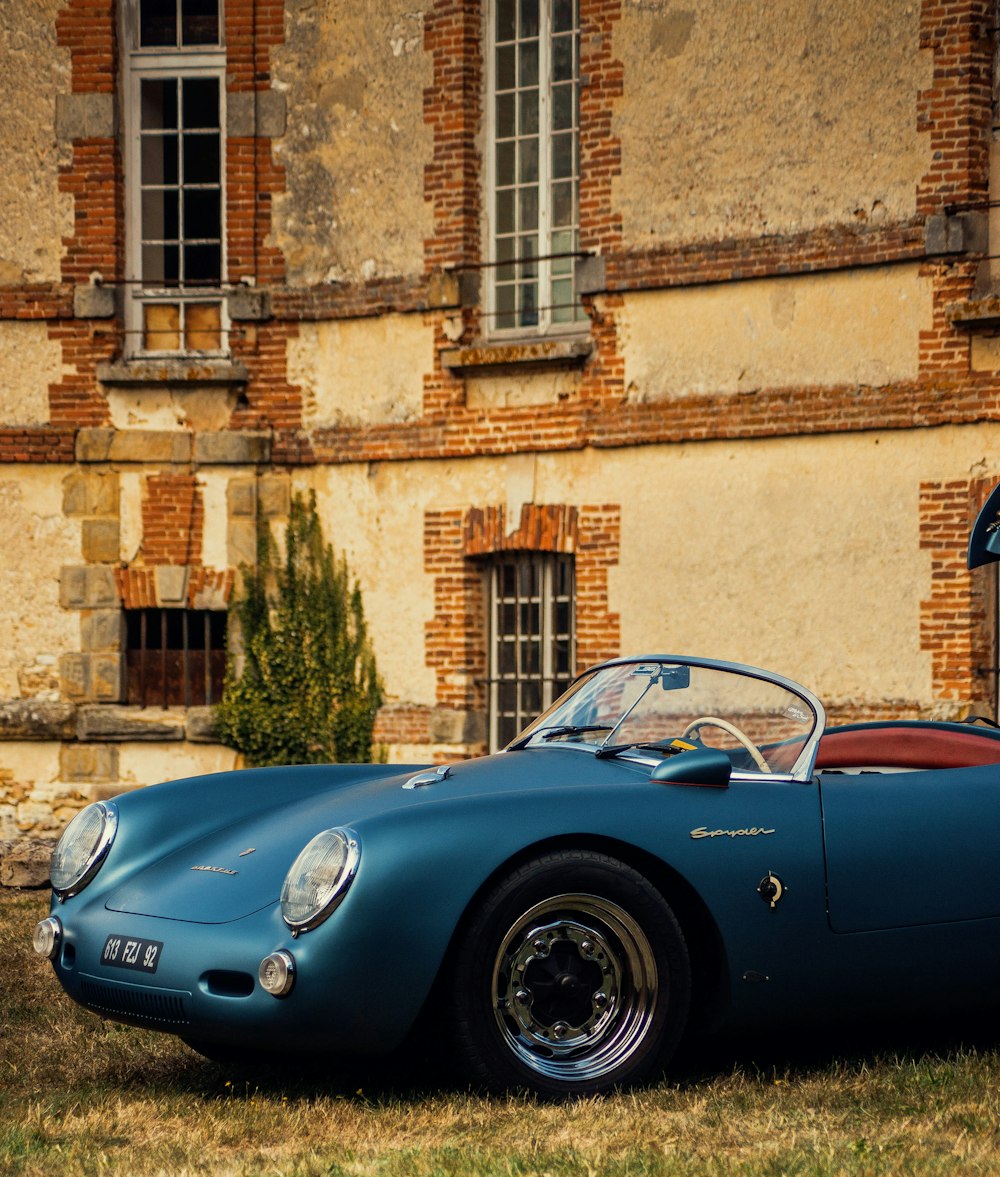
<box><xmin>280</xmin><ymin>827</ymin><xmax>361</xmax><ymax>935</ymax></box>
<box><xmin>50</xmin><ymin>800</ymin><xmax>119</xmax><ymax>900</ymax></box>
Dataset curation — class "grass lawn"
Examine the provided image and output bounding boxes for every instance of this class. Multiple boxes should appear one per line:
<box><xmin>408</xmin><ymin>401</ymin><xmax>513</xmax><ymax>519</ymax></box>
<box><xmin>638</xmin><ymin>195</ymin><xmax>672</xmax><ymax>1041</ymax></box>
<box><xmin>3</xmin><ymin>886</ymin><xmax>1000</xmax><ymax>1176</ymax></box>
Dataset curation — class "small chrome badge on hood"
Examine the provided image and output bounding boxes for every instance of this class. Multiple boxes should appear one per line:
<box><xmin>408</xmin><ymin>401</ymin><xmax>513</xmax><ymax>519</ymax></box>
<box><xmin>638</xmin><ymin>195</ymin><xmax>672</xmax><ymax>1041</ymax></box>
<box><xmin>190</xmin><ymin>865</ymin><xmax>238</xmax><ymax>876</ymax></box>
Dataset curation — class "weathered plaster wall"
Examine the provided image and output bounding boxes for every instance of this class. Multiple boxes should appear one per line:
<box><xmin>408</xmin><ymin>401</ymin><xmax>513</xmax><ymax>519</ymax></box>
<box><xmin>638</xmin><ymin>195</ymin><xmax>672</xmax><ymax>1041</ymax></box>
<box><xmin>0</xmin><ymin>322</ymin><xmax>60</xmax><ymax>424</ymax></box>
<box><xmin>291</xmin><ymin>317</ymin><xmax>430</xmax><ymax>427</ymax></box>
<box><xmin>117</xmin><ymin>743</ymin><xmax>237</xmax><ymax>790</ymax></box>
<box><xmin>0</xmin><ymin>0</ymin><xmax>71</xmax><ymax>283</ymax></box>
<box><xmin>618</xmin><ymin>265</ymin><xmax>932</xmax><ymax>398</ymax></box>
<box><xmin>273</xmin><ymin>0</ymin><xmax>434</xmax><ymax>284</ymax></box>
<box><xmin>0</xmin><ymin>468</ymin><xmax>80</xmax><ymax>700</ymax></box>
<box><xmin>310</xmin><ymin>425</ymin><xmax>1000</xmax><ymax>716</ymax></box>
<box><xmin>614</xmin><ymin>0</ymin><xmax>930</xmax><ymax>248</ymax></box>
<box><xmin>592</xmin><ymin>426</ymin><xmax>997</xmax><ymax>708</ymax></box>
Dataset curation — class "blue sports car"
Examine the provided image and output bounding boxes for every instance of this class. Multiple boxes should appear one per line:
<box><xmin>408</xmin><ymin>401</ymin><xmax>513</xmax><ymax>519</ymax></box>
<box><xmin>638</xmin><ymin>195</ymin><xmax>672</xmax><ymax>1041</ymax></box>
<box><xmin>32</xmin><ymin>485</ymin><xmax>1000</xmax><ymax>1096</ymax></box>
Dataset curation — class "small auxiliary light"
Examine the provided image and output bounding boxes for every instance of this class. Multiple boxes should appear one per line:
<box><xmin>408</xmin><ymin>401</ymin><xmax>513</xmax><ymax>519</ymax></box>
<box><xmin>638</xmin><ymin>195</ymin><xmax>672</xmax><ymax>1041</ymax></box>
<box><xmin>258</xmin><ymin>950</ymin><xmax>295</xmax><ymax>997</ymax></box>
<box><xmin>32</xmin><ymin>917</ymin><xmax>62</xmax><ymax>960</ymax></box>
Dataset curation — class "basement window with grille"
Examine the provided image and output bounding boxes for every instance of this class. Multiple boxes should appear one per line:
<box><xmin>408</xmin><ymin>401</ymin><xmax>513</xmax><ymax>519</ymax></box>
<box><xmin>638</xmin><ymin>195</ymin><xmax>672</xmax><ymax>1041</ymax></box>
<box><xmin>125</xmin><ymin>608</ymin><xmax>227</xmax><ymax>707</ymax></box>
<box><xmin>488</xmin><ymin>552</ymin><xmax>575</xmax><ymax>750</ymax></box>
<box><xmin>124</xmin><ymin>0</ymin><xmax>226</xmax><ymax>356</ymax></box>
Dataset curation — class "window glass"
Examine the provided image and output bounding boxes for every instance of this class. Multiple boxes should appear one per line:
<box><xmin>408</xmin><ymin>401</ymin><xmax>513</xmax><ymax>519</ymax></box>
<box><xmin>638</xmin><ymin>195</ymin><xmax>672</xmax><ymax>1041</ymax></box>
<box><xmin>490</xmin><ymin>0</ymin><xmax>583</xmax><ymax>334</ymax></box>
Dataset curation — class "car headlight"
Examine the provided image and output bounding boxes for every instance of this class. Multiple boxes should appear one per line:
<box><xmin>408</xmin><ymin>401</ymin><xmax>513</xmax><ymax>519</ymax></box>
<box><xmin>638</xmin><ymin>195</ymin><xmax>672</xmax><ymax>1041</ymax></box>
<box><xmin>49</xmin><ymin>801</ymin><xmax>118</xmax><ymax>899</ymax></box>
<box><xmin>280</xmin><ymin>827</ymin><xmax>360</xmax><ymax>934</ymax></box>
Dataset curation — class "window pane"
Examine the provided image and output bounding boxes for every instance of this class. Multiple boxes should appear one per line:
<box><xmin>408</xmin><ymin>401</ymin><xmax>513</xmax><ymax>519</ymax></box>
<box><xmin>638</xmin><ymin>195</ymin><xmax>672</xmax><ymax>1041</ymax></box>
<box><xmin>496</xmin><ymin>189</ymin><xmax>516</xmax><ymax>235</ymax></box>
<box><xmin>499</xmin><ymin>640</ymin><xmax>516</xmax><ymax>676</ymax></box>
<box><xmin>185</xmin><ymin>301</ymin><xmax>221</xmax><ymax>351</ymax></box>
<box><xmin>518</xmin><ymin>186</ymin><xmax>538</xmax><ymax>231</ymax></box>
<box><xmin>518</xmin><ymin>0</ymin><xmax>539</xmax><ymax>39</ymax></box>
<box><xmin>552</xmin><ymin>82</ymin><xmax>575</xmax><ymax>132</ymax></box>
<box><xmin>553</xmin><ymin>33</ymin><xmax>575</xmax><ymax>82</ymax></box>
<box><xmin>182</xmin><ymin>78</ymin><xmax>219</xmax><ymax>129</ymax></box>
<box><xmin>184</xmin><ymin>188</ymin><xmax>221</xmax><ymax>240</ymax></box>
<box><xmin>143</xmin><ymin>302</ymin><xmax>180</xmax><ymax>350</ymax></box>
<box><xmin>140</xmin><ymin>0</ymin><xmax>176</xmax><ymax>46</ymax></box>
<box><xmin>496</xmin><ymin>93</ymin><xmax>516</xmax><ymax>136</ymax></box>
<box><xmin>496</xmin><ymin>140</ymin><xmax>516</xmax><ymax>187</ymax></box>
<box><xmin>519</xmin><ymin>41</ymin><xmax>539</xmax><ymax>88</ymax></box>
<box><xmin>518</xmin><ymin>235</ymin><xmax>538</xmax><ymax>277</ymax></box>
<box><xmin>551</xmin><ymin>277</ymin><xmax>574</xmax><ymax>322</ymax></box>
<box><xmin>499</xmin><ymin>681</ymin><xmax>517</xmax><ymax>713</ymax></box>
<box><xmin>518</xmin><ymin>137</ymin><xmax>538</xmax><ymax>184</ymax></box>
<box><xmin>553</xmin><ymin>0</ymin><xmax>576</xmax><ymax>34</ymax></box>
<box><xmin>522</xmin><ymin>679</ymin><xmax>542</xmax><ymax>717</ymax></box>
<box><xmin>142</xmin><ymin>244</ymin><xmax>179</xmax><ymax>286</ymax></box>
<box><xmin>496</xmin><ymin>0</ymin><xmax>516</xmax><ymax>42</ymax></box>
<box><xmin>181</xmin><ymin>0</ymin><xmax>219</xmax><ymax>45</ymax></box>
<box><xmin>495</xmin><ymin>284</ymin><xmax>516</xmax><ymax>330</ymax></box>
<box><xmin>552</xmin><ymin>131</ymin><xmax>574</xmax><ymax>180</ymax></box>
<box><xmin>143</xmin><ymin>188</ymin><xmax>179</xmax><ymax>240</ymax></box>
<box><xmin>519</xmin><ymin>281</ymin><xmax>537</xmax><ymax>326</ymax></box>
<box><xmin>142</xmin><ymin>134</ymin><xmax>178</xmax><ymax>185</ymax></box>
<box><xmin>183</xmin><ymin>133</ymin><xmax>220</xmax><ymax>183</ymax></box>
<box><xmin>184</xmin><ymin>242</ymin><xmax>221</xmax><ymax>283</ymax></box>
<box><xmin>496</xmin><ymin>44</ymin><xmax>516</xmax><ymax>91</ymax></box>
<box><xmin>141</xmin><ymin>79</ymin><xmax>177</xmax><ymax>130</ymax></box>
<box><xmin>551</xmin><ymin>180</ymin><xmax>575</xmax><ymax>228</ymax></box>
<box><xmin>520</xmin><ymin>640</ymin><xmax>540</xmax><ymax>676</ymax></box>
<box><xmin>518</xmin><ymin>90</ymin><xmax>539</xmax><ymax>135</ymax></box>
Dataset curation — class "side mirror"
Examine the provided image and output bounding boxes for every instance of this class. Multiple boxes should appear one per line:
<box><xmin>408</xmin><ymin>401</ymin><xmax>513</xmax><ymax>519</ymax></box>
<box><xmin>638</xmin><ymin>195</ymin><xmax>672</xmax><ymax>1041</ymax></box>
<box><xmin>650</xmin><ymin>748</ymin><xmax>732</xmax><ymax>789</ymax></box>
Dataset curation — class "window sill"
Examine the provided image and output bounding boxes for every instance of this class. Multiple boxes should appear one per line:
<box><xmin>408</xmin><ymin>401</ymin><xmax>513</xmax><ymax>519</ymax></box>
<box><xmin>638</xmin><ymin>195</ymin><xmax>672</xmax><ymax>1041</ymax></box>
<box><xmin>97</xmin><ymin>358</ymin><xmax>249</xmax><ymax>386</ymax></box>
<box><xmin>440</xmin><ymin>336</ymin><xmax>592</xmax><ymax>373</ymax></box>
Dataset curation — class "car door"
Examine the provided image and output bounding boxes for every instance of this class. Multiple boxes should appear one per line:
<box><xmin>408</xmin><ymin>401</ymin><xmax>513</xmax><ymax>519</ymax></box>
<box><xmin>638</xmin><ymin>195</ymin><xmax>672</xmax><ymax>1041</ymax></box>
<box><xmin>819</xmin><ymin>764</ymin><xmax>1000</xmax><ymax>932</ymax></box>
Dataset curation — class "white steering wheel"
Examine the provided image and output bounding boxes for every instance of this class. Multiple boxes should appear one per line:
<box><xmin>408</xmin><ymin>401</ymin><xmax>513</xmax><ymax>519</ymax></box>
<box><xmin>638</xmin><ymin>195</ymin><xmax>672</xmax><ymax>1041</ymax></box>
<box><xmin>681</xmin><ymin>716</ymin><xmax>771</xmax><ymax>773</ymax></box>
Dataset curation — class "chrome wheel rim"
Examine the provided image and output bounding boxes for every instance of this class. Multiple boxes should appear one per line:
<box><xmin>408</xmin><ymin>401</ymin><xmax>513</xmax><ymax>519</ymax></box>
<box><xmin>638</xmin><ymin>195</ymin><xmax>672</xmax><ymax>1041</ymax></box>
<box><xmin>491</xmin><ymin>893</ymin><xmax>658</xmax><ymax>1083</ymax></box>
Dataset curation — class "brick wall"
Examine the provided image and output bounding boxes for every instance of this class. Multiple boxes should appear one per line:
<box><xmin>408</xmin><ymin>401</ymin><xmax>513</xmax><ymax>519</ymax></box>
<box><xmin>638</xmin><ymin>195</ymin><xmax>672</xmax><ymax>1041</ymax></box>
<box><xmin>920</xmin><ymin>477</ymin><xmax>996</xmax><ymax>712</ymax></box>
<box><xmin>413</xmin><ymin>502</ymin><xmax>620</xmax><ymax>749</ymax></box>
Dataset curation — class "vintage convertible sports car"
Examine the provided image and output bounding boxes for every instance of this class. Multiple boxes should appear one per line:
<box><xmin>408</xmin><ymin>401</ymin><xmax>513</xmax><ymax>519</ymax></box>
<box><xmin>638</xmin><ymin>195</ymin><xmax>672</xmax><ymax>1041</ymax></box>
<box><xmin>32</xmin><ymin>486</ymin><xmax>1000</xmax><ymax>1096</ymax></box>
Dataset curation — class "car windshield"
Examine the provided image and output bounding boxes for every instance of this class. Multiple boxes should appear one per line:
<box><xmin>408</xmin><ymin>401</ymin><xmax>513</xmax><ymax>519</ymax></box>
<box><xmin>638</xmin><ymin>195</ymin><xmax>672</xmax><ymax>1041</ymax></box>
<box><xmin>510</xmin><ymin>658</ymin><xmax>822</xmax><ymax>778</ymax></box>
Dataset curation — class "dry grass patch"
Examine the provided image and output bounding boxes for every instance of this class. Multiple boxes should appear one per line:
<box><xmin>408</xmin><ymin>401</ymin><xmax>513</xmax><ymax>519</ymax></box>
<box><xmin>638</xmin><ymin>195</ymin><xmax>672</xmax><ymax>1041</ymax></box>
<box><xmin>3</xmin><ymin>888</ymin><xmax>1000</xmax><ymax>1174</ymax></box>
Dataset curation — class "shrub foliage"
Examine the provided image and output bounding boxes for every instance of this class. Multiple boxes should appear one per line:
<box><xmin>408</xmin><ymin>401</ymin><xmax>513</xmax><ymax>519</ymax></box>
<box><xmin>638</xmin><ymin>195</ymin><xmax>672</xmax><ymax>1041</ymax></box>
<box><xmin>217</xmin><ymin>491</ymin><xmax>383</xmax><ymax>766</ymax></box>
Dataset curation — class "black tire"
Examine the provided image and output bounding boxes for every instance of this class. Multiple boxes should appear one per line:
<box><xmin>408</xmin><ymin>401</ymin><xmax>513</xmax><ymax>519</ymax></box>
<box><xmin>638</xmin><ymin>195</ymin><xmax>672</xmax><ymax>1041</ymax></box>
<box><xmin>452</xmin><ymin>849</ymin><xmax>691</xmax><ymax>1096</ymax></box>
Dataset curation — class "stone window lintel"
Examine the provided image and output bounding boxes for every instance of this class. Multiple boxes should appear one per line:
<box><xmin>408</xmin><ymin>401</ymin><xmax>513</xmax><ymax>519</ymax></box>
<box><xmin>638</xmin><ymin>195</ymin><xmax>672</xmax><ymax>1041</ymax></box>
<box><xmin>441</xmin><ymin>336</ymin><xmax>592</xmax><ymax>373</ymax></box>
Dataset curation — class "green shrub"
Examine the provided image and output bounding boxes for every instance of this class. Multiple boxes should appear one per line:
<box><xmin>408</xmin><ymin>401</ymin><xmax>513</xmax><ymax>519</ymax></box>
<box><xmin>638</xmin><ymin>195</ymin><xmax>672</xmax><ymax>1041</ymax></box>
<box><xmin>216</xmin><ymin>491</ymin><xmax>383</xmax><ymax>766</ymax></box>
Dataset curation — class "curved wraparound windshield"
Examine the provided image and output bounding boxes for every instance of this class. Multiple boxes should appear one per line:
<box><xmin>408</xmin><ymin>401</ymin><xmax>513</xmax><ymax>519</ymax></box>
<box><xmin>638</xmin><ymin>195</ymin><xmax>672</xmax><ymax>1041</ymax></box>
<box><xmin>511</xmin><ymin>659</ymin><xmax>821</xmax><ymax>777</ymax></box>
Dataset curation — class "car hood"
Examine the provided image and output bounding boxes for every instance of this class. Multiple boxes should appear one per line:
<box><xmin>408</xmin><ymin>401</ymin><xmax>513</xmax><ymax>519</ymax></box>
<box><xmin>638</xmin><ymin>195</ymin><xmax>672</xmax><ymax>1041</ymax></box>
<box><xmin>104</xmin><ymin>751</ymin><xmax>628</xmax><ymax>923</ymax></box>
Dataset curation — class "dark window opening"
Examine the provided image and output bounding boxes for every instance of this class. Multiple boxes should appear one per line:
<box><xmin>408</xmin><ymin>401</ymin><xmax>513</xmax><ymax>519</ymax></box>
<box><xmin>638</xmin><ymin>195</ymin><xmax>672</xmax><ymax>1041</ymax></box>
<box><xmin>140</xmin><ymin>0</ymin><xmax>220</xmax><ymax>49</ymax></box>
<box><xmin>126</xmin><ymin>608</ymin><xmax>227</xmax><ymax>707</ymax></box>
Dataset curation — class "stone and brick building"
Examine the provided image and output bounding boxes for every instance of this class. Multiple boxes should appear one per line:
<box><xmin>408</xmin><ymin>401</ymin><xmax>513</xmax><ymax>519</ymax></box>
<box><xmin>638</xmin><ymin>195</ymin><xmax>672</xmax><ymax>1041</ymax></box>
<box><xmin>4</xmin><ymin>0</ymin><xmax>1000</xmax><ymax>841</ymax></box>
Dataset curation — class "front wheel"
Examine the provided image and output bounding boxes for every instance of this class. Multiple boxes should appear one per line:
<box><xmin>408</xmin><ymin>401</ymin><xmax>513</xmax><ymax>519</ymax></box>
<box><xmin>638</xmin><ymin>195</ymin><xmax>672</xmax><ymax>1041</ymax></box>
<box><xmin>452</xmin><ymin>850</ymin><xmax>690</xmax><ymax>1095</ymax></box>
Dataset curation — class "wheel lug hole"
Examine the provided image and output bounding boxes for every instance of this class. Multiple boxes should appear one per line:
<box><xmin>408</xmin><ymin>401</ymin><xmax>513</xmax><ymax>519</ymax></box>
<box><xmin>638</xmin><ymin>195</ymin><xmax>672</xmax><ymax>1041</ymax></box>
<box><xmin>531</xmin><ymin>938</ymin><xmax>549</xmax><ymax>957</ymax></box>
<box><xmin>552</xmin><ymin>1021</ymin><xmax>570</xmax><ymax>1040</ymax></box>
<box><xmin>579</xmin><ymin>939</ymin><xmax>595</xmax><ymax>958</ymax></box>
<box><xmin>514</xmin><ymin>988</ymin><xmax>531</xmax><ymax>1006</ymax></box>
<box><xmin>593</xmin><ymin>990</ymin><xmax>609</xmax><ymax>1009</ymax></box>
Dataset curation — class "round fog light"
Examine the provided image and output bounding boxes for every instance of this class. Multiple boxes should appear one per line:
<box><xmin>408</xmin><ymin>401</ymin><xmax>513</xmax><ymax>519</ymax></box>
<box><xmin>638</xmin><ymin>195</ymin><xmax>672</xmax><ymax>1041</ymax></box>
<box><xmin>258</xmin><ymin>950</ymin><xmax>295</xmax><ymax>997</ymax></box>
<box><xmin>32</xmin><ymin>917</ymin><xmax>62</xmax><ymax>960</ymax></box>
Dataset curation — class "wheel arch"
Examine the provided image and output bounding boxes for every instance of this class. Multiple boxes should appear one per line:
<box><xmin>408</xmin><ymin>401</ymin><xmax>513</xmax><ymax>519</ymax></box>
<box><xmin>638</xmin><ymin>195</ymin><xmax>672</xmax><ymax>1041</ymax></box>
<box><xmin>436</xmin><ymin>832</ymin><xmax>730</xmax><ymax>1034</ymax></box>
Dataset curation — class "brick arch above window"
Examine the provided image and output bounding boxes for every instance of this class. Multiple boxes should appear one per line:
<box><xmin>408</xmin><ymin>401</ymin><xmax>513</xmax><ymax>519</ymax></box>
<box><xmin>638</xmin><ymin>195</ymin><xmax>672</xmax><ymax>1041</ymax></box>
<box><xmin>424</xmin><ymin>501</ymin><xmax>621</xmax><ymax>721</ymax></box>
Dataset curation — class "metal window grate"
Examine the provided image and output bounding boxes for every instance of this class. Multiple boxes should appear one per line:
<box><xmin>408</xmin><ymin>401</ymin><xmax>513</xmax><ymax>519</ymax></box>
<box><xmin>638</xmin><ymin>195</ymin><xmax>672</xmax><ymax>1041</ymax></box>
<box><xmin>488</xmin><ymin>552</ymin><xmax>575</xmax><ymax>750</ymax></box>
<box><xmin>126</xmin><ymin>608</ymin><xmax>226</xmax><ymax>708</ymax></box>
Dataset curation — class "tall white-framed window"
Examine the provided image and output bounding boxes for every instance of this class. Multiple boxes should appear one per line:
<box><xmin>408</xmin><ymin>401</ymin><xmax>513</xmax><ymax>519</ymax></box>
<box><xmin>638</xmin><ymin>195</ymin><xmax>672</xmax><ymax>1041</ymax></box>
<box><xmin>488</xmin><ymin>0</ymin><xmax>584</xmax><ymax>335</ymax></box>
<box><xmin>123</xmin><ymin>0</ymin><xmax>226</xmax><ymax>356</ymax></box>
<box><xmin>488</xmin><ymin>552</ymin><xmax>575</xmax><ymax>750</ymax></box>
